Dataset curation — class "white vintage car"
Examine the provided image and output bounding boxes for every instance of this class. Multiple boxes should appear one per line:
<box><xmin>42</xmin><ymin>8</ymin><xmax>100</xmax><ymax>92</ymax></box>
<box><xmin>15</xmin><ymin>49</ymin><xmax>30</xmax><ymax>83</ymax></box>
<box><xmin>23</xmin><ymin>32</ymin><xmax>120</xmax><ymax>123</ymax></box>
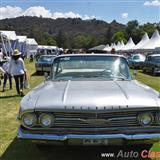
<box><xmin>17</xmin><ymin>54</ymin><xmax>160</xmax><ymax>145</ymax></box>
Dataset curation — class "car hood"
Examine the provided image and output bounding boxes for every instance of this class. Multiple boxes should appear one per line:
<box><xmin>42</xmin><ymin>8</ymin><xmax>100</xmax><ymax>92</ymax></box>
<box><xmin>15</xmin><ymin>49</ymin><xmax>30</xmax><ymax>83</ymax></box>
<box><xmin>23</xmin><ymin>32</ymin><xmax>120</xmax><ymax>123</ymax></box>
<box><xmin>21</xmin><ymin>80</ymin><xmax>160</xmax><ymax>112</ymax></box>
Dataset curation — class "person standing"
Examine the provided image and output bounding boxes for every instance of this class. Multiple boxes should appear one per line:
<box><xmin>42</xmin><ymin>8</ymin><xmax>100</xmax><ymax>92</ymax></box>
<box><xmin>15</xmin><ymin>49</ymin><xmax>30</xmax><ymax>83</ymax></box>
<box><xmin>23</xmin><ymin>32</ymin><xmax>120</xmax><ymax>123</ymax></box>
<box><xmin>8</xmin><ymin>49</ymin><xmax>27</xmax><ymax>96</ymax></box>
<box><xmin>0</xmin><ymin>66</ymin><xmax>5</xmax><ymax>87</ymax></box>
<box><xmin>2</xmin><ymin>57</ymin><xmax>12</xmax><ymax>92</ymax></box>
<box><xmin>0</xmin><ymin>48</ymin><xmax>4</xmax><ymax>61</ymax></box>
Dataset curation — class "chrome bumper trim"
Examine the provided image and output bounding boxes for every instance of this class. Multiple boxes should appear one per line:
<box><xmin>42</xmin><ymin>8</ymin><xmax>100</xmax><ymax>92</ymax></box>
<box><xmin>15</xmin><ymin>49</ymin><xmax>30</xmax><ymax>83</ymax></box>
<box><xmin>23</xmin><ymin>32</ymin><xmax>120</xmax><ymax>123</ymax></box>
<box><xmin>17</xmin><ymin>128</ymin><xmax>160</xmax><ymax>141</ymax></box>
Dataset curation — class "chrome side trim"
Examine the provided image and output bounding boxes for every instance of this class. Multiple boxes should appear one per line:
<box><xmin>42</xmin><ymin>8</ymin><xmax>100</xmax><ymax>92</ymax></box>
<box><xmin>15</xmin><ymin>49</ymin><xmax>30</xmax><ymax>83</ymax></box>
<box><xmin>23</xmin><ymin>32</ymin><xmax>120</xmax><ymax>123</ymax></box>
<box><xmin>62</xmin><ymin>80</ymin><xmax>70</xmax><ymax>103</ymax></box>
<box><xmin>17</xmin><ymin>128</ymin><xmax>160</xmax><ymax>141</ymax></box>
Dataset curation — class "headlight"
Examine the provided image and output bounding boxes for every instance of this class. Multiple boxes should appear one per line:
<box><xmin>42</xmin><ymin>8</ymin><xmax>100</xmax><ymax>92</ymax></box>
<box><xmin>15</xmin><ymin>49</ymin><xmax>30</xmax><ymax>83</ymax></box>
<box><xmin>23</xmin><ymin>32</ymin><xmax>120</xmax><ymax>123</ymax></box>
<box><xmin>39</xmin><ymin>113</ymin><xmax>54</xmax><ymax>128</ymax></box>
<box><xmin>22</xmin><ymin>113</ymin><xmax>37</xmax><ymax>127</ymax></box>
<box><xmin>155</xmin><ymin>113</ymin><xmax>160</xmax><ymax>125</ymax></box>
<box><xmin>138</xmin><ymin>113</ymin><xmax>153</xmax><ymax>126</ymax></box>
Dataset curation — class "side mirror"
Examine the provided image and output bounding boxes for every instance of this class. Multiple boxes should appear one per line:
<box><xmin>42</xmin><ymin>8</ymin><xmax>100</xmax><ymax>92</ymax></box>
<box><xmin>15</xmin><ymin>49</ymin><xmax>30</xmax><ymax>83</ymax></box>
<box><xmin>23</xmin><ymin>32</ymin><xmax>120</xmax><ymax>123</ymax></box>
<box><xmin>133</xmin><ymin>70</ymin><xmax>137</xmax><ymax>79</ymax></box>
<box><xmin>44</xmin><ymin>72</ymin><xmax>49</xmax><ymax>80</ymax></box>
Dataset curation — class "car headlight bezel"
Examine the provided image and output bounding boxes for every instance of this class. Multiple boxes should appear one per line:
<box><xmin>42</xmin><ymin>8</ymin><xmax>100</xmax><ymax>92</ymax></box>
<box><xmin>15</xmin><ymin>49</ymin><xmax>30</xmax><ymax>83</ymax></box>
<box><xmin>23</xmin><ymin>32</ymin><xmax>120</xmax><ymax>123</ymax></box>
<box><xmin>22</xmin><ymin>113</ymin><xmax>37</xmax><ymax>128</ymax></box>
<box><xmin>137</xmin><ymin>112</ymin><xmax>154</xmax><ymax>126</ymax></box>
<box><xmin>39</xmin><ymin>113</ymin><xmax>54</xmax><ymax>128</ymax></box>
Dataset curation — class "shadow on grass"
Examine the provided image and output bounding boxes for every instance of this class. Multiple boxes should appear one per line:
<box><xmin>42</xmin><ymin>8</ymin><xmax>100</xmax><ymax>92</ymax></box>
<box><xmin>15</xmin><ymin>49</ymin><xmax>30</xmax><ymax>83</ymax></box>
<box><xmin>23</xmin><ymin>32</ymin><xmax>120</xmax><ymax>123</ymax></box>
<box><xmin>0</xmin><ymin>95</ymin><xmax>20</xmax><ymax>99</ymax></box>
<box><xmin>1</xmin><ymin>138</ymin><xmax>152</xmax><ymax>160</ymax></box>
<box><xmin>31</xmin><ymin>72</ymin><xmax>43</xmax><ymax>77</ymax></box>
<box><xmin>138</xmin><ymin>70</ymin><xmax>160</xmax><ymax>77</ymax></box>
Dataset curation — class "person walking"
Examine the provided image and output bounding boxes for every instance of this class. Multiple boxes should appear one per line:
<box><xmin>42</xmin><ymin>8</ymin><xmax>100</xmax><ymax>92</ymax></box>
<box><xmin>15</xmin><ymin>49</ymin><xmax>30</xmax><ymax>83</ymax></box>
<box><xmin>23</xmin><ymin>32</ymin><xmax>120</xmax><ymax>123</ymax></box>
<box><xmin>2</xmin><ymin>57</ymin><xmax>12</xmax><ymax>92</ymax></box>
<box><xmin>0</xmin><ymin>48</ymin><xmax>4</xmax><ymax>61</ymax></box>
<box><xmin>8</xmin><ymin>49</ymin><xmax>27</xmax><ymax>96</ymax></box>
<box><xmin>0</xmin><ymin>66</ymin><xmax>5</xmax><ymax>87</ymax></box>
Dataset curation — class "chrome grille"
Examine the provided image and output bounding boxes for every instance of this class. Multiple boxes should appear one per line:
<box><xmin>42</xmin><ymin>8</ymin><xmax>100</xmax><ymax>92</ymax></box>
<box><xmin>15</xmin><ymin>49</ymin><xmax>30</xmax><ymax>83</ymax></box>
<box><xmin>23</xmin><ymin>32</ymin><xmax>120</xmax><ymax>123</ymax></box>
<box><xmin>35</xmin><ymin>110</ymin><xmax>156</xmax><ymax>128</ymax></box>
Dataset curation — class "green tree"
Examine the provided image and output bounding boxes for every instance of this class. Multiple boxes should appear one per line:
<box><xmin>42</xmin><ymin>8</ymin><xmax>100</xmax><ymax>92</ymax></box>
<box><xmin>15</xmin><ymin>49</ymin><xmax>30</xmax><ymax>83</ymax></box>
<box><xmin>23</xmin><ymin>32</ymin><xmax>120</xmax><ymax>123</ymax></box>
<box><xmin>125</xmin><ymin>20</ymin><xmax>139</xmax><ymax>37</ymax></box>
<box><xmin>73</xmin><ymin>35</ymin><xmax>87</xmax><ymax>49</ymax></box>
<box><xmin>125</xmin><ymin>20</ymin><xmax>144</xmax><ymax>43</ymax></box>
<box><xmin>46</xmin><ymin>37</ymin><xmax>57</xmax><ymax>46</ymax></box>
<box><xmin>56</xmin><ymin>30</ymin><xmax>67</xmax><ymax>48</ymax></box>
<box><xmin>141</xmin><ymin>23</ymin><xmax>157</xmax><ymax>37</ymax></box>
<box><xmin>29</xmin><ymin>25</ymin><xmax>46</xmax><ymax>44</ymax></box>
<box><xmin>111</xmin><ymin>31</ymin><xmax>127</xmax><ymax>44</ymax></box>
<box><xmin>105</xmin><ymin>25</ymin><xmax>112</xmax><ymax>44</ymax></box>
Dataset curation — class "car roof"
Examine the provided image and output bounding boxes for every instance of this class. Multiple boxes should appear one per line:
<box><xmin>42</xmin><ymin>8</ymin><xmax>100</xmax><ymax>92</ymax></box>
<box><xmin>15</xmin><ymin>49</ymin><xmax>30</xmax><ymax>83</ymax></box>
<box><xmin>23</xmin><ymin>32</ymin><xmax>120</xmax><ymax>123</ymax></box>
<box><xmin>40</xmin><ymin>55</ymin><xmax>56</xmax><ymax>57</ymax></box>
<box><xmin>132</xmin><ymin>54</ymin><xmax>145</xmax><ymax>57</ymax></box>
<box><xmin>55</xmin><ymin>53</ymin><xmax>126</xmax><ymax>59</ymax></box>
<box><xmin>148</xmin><ymin>54</ymin><xmax>160</xmax><ymax>57</ymax></box>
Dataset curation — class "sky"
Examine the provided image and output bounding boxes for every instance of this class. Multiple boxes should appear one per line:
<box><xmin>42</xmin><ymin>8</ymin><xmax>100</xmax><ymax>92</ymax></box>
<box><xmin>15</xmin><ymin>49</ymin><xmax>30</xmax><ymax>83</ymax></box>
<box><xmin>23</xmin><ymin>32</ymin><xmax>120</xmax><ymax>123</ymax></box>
<box><xmin>0</xmin><ymin>0</ymin><xmax>160</xmax><ymax>24</ymax></box>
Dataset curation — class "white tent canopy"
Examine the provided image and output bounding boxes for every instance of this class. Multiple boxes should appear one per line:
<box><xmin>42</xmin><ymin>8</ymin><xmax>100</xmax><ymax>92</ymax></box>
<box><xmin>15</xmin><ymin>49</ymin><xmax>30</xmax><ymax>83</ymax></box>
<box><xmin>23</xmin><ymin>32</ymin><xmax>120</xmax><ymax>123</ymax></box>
<box><xmin>26</xmin><ymin>38</ymin><xmax>38</xmax><ymax>45</ymax></box>
<box><xmin>26</xmin><ymin>38</ymin><xmax>38</xmax><ymax>57</ymax></box>
<box><xmin>0</xmin><ymin>30</ymin><xmax>18</xmax><ymax>56</ymax></box>
<box><xmin>132</xmin><ymin>33</ymin><xmax>150</xmax><ymax>50</ymax></box>
<box><xmin>141</xmin><ymin>30</ymin><xmax>160</xmax><ymax>50</ymax></box>
<box><xmin>103</xmin><ymin>44</ymin><xmax>111</xmax><ymax>52</ymax></box>
<box><xmin>120</xmin><ymin>41</ymin><xmax>125</xmax><ymax>49</ymax></box>
<box><xmin>17</xmin><ymin>35</ymin><xmax>27</xmax><ymax>42</ymax></box>
<box><xmin>89</xmin><ymin>45</ymin><xmax>106</xmax><ymax>51</ymax></box>
<box><xmin>103</xmin><ymin>41</ymin><xmax>125</xmax><ymax>52</ymax></box>
<box><xmin>17</xmin><ymin>36</ymin><xmax>27</xmax><ymax>56</ymax></box>
<box><xmin>0</xmin><ymin>30</ymin><xmax>17</xmax><ymax>40</ymax></box>
<box><xmin>38</xmin><ymin>45</ymin><xmax>57</xmax><ymax>49</ymax></box>
<box><xmin>115</xmin><ymin>41</ymin><xmax>125</xmax><ymax>51</ymax></box>
<box><xmin>91</xmin><ymin>30</ymin><xmax>160</xmax><ymax>53</ymax></box>
<box><xmin>121</xmin><ymin>38</ymin><xmax>135</xmax><ymax>51</ymax></box>
<box><xmin>115</xmin><ymin>42</ymin><xmax>121</xmax><ymax>50</ymax></box>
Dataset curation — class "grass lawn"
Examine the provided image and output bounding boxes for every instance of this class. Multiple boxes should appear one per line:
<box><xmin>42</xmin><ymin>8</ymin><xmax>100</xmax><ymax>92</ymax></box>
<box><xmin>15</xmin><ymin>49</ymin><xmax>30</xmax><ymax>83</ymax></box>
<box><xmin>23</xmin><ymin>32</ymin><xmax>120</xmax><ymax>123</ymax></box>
<box><xmin>0</xmin><ymin>60</ymin><xmax>160</xmax><ymax>160</ymax></box>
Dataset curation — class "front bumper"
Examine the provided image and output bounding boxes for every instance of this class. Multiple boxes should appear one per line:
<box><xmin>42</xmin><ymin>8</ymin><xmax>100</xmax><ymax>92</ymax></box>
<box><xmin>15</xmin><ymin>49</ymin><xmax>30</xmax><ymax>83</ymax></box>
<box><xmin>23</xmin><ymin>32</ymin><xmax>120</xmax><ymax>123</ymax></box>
<box><xmin>17</xmin><ymin>128</ymin><xmax>160</xmax><ymax>145</ymax></box>
<box><xmin>36</xmin><ymin>66</ymin><xmax>51</xmax><ymax>72</ymax></box>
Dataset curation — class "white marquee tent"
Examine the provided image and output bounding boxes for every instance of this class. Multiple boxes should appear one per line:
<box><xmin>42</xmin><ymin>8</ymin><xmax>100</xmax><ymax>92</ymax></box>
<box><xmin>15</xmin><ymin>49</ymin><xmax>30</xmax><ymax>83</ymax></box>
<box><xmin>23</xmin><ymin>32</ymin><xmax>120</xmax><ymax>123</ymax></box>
<box><xmin>17</xmin><ymin>35</ymin><xmax>27</xmax><ymax>56</ymax></box>
<box><xmin>102</xmin><ymin>30</ymin><xmax>160</xmax><ymax>52</ymax></box>
<box><xmin>26</xmin><ymin>38</ymin><xmax>38</xmax><ymax>58</ymax></box>
<box><xmin>132</xmin><ymin>33</ymin><xmax>150</xmax><ymax>50</ymax></box>
<box><xmin>115</xmin><ymin>41</ymin><xmax>125</xmax><ymax>51</ymax></box>
<box><xmin>121</xmin><ymin>38</ymin><xmax>135</xmax><ymax>51</ymax></box>
<box><xmin>89</xmin><ymin>45</ymin><xmax>106</xmax><ymax>51</ymax></box>
<box><xmin>141</xmin><ymin>30</ymin><xmax>160</xmax><ymax>50</ymax></box>
<box><xmin>0</xmin><ymin>30</ymin><xmax>18</xmax><ymax>56</ymax></box>
<box><xmin>103</xmin><ymin>44</ymin><xmax>110</xmax><ymax>51</ymax></box>
<box><xmin>115</xmin><ymin>42</ymin><xmax>121</xmax><ymax>51</ymax></box>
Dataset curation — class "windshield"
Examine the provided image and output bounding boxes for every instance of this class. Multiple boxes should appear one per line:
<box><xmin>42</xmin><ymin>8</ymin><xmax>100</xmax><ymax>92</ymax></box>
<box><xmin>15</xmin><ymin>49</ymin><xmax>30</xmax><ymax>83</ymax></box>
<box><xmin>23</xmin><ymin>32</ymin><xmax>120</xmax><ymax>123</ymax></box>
<box><xmin>51</xmin><ymin>55</ymin><xmax>131</xmax><ymax>81</ymax></box>
<box><xmin>133</xmin><ymin>55</ymin><xmax>140</xmax><ymax>60</ymax></box>
<box><xmin>39</xmin><ymin>56</ymin><xmax>53</xmax><ymax>63</ymax></box>
<box><xmin>152</xmin><ymin>56</ymin><xmax>160</xmax><ymax>62</ymax></box>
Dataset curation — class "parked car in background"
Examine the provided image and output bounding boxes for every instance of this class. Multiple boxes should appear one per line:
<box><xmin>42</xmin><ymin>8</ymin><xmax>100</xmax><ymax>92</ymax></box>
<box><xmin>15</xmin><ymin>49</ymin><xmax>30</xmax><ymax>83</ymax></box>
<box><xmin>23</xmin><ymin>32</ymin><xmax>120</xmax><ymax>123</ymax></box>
<box><xmin>35</xmin><ymin>55</ymin><xmax>56</xmax><ymax>74</ymax></box>
<box><xmin>128</xmin><ymin>54</ymin><xmax>146</xmax><ymax>69</ymax></box>
<box><xmin>18</xmin><ymin>54</ymin><xmax>160</xmax><ymax>145</ymax></box>
<box><xmin>143</xmin><ymin>54</ymin><xmax>160</xmax><ymax>76</ymax></box>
